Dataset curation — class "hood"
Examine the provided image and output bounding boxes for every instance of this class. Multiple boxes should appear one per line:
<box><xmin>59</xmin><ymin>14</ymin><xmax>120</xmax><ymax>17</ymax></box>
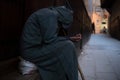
<box><xmin>54</xmin><ymin>6</ymin><xmax>73</xmax><ymax>25</ymax></box>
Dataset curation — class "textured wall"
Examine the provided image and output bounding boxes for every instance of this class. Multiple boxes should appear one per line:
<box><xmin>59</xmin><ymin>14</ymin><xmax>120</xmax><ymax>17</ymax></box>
<box><xmin>83</xmin><ymin>0</ymin><xmax>93</xmax><ymax>19</ymax></box>
<box><xmin>69</xmin><ymin>0</ymin><xmax>92</xmax><ymax>56</ymax></box>
<box><xmin>0</xmin><ymin>0</ymin><xmax>25</xmax><ymax>61</ymax></box>
<box><xmin>108</xmin><ymin>0</ymin><xmax>120</xmax><ymax>40</ymax></box>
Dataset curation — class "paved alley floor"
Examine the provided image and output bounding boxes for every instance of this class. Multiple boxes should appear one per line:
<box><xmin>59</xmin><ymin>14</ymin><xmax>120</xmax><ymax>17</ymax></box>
<box><xmin>78</xmin><ymin>34</ymin><xmax>120</xmax><ymax>80</ymax></box>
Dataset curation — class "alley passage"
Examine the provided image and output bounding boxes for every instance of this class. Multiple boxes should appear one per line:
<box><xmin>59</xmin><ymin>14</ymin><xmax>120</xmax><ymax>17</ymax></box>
<box><xmin>78</xmin><ymin>34</ymin><xmax>120</xmax><ymax>80</ymax></box>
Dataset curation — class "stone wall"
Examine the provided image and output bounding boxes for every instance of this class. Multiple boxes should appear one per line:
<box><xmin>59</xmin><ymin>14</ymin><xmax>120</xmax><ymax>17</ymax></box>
<box><xmin>109</xmin><ymin>0</ymin><xmax>120</xmax><ymax>40</ymax></box>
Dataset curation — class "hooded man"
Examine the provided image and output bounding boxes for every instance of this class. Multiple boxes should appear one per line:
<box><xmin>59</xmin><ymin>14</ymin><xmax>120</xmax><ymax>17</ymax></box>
<box><xmin>20</xmin><ymin>0</ymin><xmax>81</xmax><ymax>80</ymax></box>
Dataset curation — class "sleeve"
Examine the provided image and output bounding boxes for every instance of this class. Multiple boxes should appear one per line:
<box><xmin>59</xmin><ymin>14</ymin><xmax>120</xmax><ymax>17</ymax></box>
<box><xmin>21</xmin><ymin>13</ymin><xmax>43</xmax><ymax>49</ymax></box>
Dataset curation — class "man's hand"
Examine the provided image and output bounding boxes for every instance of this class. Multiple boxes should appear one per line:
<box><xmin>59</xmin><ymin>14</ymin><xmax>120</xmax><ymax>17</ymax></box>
<box><xmin>70</xmin><ymin>33</ymin><xmax>82</xmax><ymax>42</ymax></box>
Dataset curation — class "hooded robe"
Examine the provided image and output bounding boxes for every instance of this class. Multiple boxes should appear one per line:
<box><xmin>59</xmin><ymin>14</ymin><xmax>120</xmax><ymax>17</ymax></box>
<box><xmin>20</xmin><ymin>6</ymin><xmax>78</xmax><ymax>80</ymax></box>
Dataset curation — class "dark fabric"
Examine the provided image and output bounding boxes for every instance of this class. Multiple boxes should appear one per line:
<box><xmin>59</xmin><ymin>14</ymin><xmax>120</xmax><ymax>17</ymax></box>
<box><xmin>20</xmin><ymin>6</ymin><xmax>78</xmax><ymax>80</ymax></box>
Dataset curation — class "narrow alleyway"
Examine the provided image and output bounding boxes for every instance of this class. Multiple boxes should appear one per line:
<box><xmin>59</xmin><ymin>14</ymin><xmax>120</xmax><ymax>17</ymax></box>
<box><xmin>78</xmin><ymin>34</ymin><xmax>120</xmax><ymax>80</ymax></box>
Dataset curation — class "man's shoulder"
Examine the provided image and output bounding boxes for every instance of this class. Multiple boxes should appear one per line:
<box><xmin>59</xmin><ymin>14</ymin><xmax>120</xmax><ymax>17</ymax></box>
<box><xmin>32</xmin><ymin>8</ymin><xmax>58</xmax><ymax>19</ymax></box>
<box><xmin>34</xmin><ymin>8</ymin><xmax>54</xmax><ymax>15</ymax></box>
<box><xmin>28</xmin><ymin>7</ymin><xmax>58</xmax><ymax>20</ymax></box>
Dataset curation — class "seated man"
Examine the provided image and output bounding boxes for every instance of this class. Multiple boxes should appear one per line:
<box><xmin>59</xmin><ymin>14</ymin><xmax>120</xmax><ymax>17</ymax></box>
<box><xmin>20</xmin><ymin>0</ymin><xmax>81</xmax><ymax>80</ymax></box>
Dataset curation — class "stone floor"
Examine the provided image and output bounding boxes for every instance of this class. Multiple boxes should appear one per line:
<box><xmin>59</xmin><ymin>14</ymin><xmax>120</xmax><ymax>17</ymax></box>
<box><xmin>78</xmin><ymin>34</ymin><xmax>120</xmax><ymax>80</ymax></box>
